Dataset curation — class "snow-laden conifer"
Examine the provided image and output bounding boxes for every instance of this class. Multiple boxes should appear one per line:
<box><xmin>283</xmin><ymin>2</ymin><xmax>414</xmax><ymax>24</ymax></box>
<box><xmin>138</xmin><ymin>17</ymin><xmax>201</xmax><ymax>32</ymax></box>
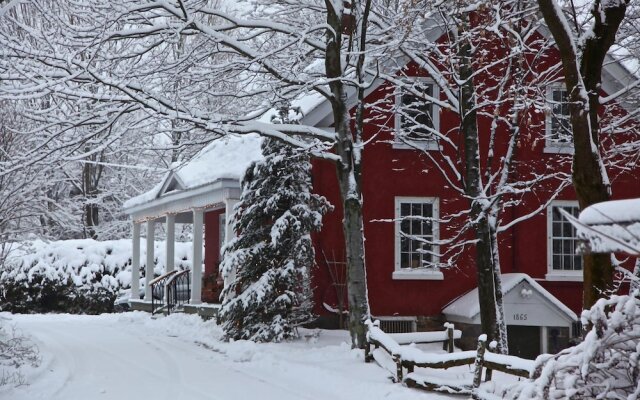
<box><xmin>219</xmin><ymin>107</ymin><xmax>332</xmax><ymax>342</ymax></box>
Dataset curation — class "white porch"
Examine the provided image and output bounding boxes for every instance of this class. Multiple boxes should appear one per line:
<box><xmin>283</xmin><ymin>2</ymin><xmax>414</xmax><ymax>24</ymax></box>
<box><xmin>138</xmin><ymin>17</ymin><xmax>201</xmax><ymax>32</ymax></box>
<box><xmin>122</xmin><ymin>135</ymin><xmax>264</xmax><ymax>313</ymax></box>
<box><xmin>124</xmin><ymin>179</ymin><xmax>241</xmax><ymax>311</ymax></box>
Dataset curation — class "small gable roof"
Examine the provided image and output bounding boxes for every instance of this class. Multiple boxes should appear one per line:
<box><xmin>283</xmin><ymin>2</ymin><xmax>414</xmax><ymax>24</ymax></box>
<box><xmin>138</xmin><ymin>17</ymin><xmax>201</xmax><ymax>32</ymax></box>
<box><xmin>443</xmin><ymin>273</ymin><xmax>578</xmax><ymax>326</ymax></box>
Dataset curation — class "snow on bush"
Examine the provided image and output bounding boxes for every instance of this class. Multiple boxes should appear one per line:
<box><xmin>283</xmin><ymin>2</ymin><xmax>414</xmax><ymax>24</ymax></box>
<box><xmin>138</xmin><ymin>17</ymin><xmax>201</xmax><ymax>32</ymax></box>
<box><xmin>0</xmin><ymin>239</ymin><xmax>193</xmax><ymax>314</ymax></box>
<box><xmin>506</xmin><ymin>293</ymin><xmax>640</xmax><ymax>400</ymax></box>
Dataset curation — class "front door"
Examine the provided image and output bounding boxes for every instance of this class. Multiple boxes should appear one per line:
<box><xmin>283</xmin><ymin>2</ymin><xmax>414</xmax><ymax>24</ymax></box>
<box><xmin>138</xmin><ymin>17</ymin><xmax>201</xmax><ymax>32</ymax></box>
<box><xmin>507</xmin><ymin>325</ymin><xmax>540</xmax><ymax>359</ymax></box>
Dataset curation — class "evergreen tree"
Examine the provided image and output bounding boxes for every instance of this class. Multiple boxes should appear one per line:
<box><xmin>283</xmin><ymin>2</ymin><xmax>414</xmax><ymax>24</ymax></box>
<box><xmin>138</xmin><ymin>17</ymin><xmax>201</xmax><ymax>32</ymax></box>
<box><xmin>219</xmin><ymin>108</ymin><xmax>332</xmax><ymax>342</ymax></box>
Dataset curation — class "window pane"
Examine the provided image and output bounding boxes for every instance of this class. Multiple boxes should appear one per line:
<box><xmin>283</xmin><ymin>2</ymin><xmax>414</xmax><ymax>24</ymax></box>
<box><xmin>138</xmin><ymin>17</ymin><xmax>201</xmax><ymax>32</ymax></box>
<box><xmin>400</xmin><ymin>236</ymin><xmax>409</xmax><ymax>252</ymax></box>
<box><xmin>401</xmin><ymin>219</ymin><xmax>410</xmax><ymax>235</ymax></box>
<box><xmin>573</xmin><ymin>256</ymin><xmax>582</xmax><ymax>271</ymax></box>
<box><xmin>400</xmin><ymin>253</ymin><xmax>409</xmax><ymax>269</ymax></box>
<box><xmin>411</xmin><ymin>253</ymin><xmax>421</xmax><ymax>268</ymax></box>
<box><xmin>411</xmin><ymin>218</ymin><xmax>421</xmax><ymax>235</ymax></box>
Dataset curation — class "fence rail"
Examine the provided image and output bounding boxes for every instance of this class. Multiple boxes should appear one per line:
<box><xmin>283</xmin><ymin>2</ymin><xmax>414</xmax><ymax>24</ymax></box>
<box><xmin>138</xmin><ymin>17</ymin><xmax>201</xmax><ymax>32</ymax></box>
<box><xmin>364</xmin><ymin>319</ymin><xmax>534</xmax><ymax>395</ymax></box>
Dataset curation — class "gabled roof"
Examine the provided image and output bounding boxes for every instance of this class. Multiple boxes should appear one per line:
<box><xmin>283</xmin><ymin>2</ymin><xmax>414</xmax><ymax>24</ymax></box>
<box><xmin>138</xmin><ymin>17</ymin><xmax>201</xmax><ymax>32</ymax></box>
<box><xmin>123</xmin><ymin>133</ymin><xmax>263</xmax><ymax>211</ymax></box>
<box><xmin>443</xmin><ymin>273</ymin><xmax>578</xmax><ymax>324</ymax></box>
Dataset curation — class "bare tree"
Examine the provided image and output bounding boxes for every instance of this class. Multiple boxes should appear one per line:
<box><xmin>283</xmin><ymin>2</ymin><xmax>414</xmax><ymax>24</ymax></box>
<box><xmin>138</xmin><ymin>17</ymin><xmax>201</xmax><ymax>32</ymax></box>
<box><xmin>536</xmin><ymin>0</ymin><xmax>632</xmax><ymax>309</ymax></box>
<box><xmin>0</xmin><ymin>0</ymin><xmax>377</xmax><ymax>347</ymax></box>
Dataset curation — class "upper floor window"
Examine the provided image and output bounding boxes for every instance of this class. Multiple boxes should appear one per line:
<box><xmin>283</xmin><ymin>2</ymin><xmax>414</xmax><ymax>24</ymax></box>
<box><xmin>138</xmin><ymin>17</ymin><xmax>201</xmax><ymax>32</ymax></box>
<box><xmin>545</xmin><ymin>87</ymin><xmax>573</xmax><ymax>153</ymax></box>
<box><xmin>546</xmin><ymin>201</ymin><xmax>582</xmax><ymax>281</ymax></box>
<box><xmin>393</xmin><ymin>197</ymin><xmax>442</xmax><ymax>280</ymax></box>
<box><xmin>395</xmin><ymin>79</ymin><xmax>440</xmax><ymax>150</ymax></box>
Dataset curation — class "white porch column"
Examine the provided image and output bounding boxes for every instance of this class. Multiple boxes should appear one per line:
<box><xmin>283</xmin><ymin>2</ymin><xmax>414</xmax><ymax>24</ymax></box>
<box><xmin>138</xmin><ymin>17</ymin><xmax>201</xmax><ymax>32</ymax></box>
<box><xmin>223</xmin><ymin>198</ymin><xmax>239</xmax><ymax>292</ymax></box>
<box><xmin>165</xmin><ymin>214</ymin><xmax>175</xmax><ymax>274</ymax></box>
<box><xmin>144</xmin><ymin>220</ymin><xmax>155</xmax><ymax>301</ymax></box>
<box><xmin>131</xmin><ymin>222</ymin><xmax>141</xmax><ymax>300</ymax></box>
<box><xmin>191</xmin><ymin>209</ymin><xmax>204</xmax><ymax>304</ymax></box>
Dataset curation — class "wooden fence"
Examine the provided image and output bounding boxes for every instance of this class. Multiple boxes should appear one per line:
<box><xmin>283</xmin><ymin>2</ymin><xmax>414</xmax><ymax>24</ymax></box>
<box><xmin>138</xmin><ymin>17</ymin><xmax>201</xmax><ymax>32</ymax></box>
<box><xmin>364</xmin><ymin>320</ymin><xmax>534</xmax><ymax>396</ymax></box>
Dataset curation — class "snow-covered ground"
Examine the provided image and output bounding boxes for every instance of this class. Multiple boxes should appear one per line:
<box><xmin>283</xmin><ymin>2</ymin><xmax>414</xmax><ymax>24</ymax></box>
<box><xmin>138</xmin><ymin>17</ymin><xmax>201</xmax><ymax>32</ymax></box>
<box><xmin>0</xmin><ymin>312</ymin><xmax>464</xmax><ymax>400</ymax></box>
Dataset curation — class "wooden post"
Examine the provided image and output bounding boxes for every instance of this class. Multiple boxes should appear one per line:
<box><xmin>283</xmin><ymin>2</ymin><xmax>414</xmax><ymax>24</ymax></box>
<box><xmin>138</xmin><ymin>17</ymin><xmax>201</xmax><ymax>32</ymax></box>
<box><xmin>472</xmin><ymin>334</ymin><xmax>487</xmax><ymax>398</ymax></box>
<box><xmin>407</xmin><ymin>363</ymin><xmax>414</xmax><ymax>374</ymax></box>
<box><xmin>485</xmin><ymin>341</ymin><xmax>495</xmax><ymax>382</ymax></box>
<box><xmin>394</xmin><ymin>355</ymin><xmax>403</xmax><ymax>383</ymax></box>
<box><xmin>365</xmin><ymin>341</ymin><xmax>372</xmax><ymax>363</ymax></box>
<box><xmin>447</xmin><ymin>323</ymin><xmax>455</xmax><ymax>353</ymax></box>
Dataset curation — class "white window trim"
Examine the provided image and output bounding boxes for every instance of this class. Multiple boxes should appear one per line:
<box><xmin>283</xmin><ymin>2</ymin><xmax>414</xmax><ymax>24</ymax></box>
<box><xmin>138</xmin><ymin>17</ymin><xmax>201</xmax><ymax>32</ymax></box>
<box><xmin>393</xmin><ymin>196</ymin><xmax>443</xmax><ymax>280</ymax></box>
<box><xmin>394</xmin><ymin>78</ymin><xmax>441</xmax><ymax>151</ymax></box>
<box><xmin>544</xmin><ymin>85</ymin><xmax>574</xmax><ymax>154</ymax></box>
<box><xmin>546</xmin><ymin>200</ymin><xmax>583</xmax><ymax>282</ymax></box>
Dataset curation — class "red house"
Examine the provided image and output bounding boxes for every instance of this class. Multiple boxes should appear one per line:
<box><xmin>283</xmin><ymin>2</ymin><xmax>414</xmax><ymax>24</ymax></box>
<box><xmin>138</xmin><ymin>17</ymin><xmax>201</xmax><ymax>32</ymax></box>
<box><xmin>123</xmin><ymin>21</ymin><xmax>639</xmax><ymax>358</ymax></box>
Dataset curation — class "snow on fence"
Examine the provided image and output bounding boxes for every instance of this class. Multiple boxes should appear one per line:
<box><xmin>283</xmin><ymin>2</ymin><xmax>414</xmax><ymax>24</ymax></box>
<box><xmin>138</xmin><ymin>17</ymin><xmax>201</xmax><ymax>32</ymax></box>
<box><xmin>364</xmin><ymin>320</ymin><xmax>534</xmax><ymax>395</ymax></box>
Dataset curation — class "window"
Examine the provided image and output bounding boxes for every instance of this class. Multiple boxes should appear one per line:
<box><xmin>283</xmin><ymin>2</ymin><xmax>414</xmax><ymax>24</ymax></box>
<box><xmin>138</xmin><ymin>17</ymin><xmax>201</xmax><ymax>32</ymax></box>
<box><xmin>546</xmin><ymin>202</ymin><xmax>582</xmax><ymax>281</ymax></box>
<box><xmin>545</xmin><ymin>87</ymin><xmax>573</xmax><ymax>153</ymax></box>
<box><xmin>395</xmin><ymin>79</ymin><xmax>440</xmax><ymax>150</ymax></box>
<box><xmin>393</xmin><ymin>197</ymin><xmax>442</xmax><ymax>280</ymax></box>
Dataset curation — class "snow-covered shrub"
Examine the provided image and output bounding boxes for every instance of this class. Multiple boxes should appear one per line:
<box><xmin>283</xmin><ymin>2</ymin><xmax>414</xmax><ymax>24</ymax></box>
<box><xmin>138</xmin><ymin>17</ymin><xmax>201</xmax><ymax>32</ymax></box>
<box><xmin>219</xmin><ymin>129</ymin><xmax>332</xmax><ymax>342</ymax></box>
<box><xmin>0</xmin><ymin>239</ymin><xmax>193</xmax><ymax>314</ymax></box>
<box><xmin>507</xmin><ymin>293</ymin><xmax>640</xmax><ymax>399</ymax></box>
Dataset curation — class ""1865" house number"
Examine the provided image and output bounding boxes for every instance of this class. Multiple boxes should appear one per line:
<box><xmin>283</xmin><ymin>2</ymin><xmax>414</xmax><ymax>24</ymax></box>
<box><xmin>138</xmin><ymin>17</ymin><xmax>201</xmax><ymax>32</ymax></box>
<box><xmin>513</xmin><ymin>313</ymin><xmax>528</xmax><ymax>321</ymax></box>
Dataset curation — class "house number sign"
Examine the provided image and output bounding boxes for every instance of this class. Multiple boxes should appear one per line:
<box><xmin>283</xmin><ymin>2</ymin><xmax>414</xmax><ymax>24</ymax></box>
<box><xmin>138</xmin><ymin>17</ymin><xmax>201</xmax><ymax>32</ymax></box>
<box><xmin>513</xmin><ymin>313</ymin><xmax>528</xmax><ymax>321</ymax></box>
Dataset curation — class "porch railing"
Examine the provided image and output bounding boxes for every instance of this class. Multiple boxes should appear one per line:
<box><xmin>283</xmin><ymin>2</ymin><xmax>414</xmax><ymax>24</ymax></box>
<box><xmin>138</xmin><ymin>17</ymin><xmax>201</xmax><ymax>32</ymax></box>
<box><xmin>165</xmin><ymin>269</ymin><xmax>191</xmax><ymax>315</ymax></box>
<box><xmin>149</xmin><ymin>269</ymin><xmax>191</xmax><ymax>315</ymax></box>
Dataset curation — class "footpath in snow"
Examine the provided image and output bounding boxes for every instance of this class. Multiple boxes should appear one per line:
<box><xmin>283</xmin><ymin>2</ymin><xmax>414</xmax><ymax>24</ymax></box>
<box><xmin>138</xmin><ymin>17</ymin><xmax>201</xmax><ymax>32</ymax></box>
<box><xmin>0</xmin><ymin>312</ymin><xmax>457</xmax><ymax>400</ymax></box>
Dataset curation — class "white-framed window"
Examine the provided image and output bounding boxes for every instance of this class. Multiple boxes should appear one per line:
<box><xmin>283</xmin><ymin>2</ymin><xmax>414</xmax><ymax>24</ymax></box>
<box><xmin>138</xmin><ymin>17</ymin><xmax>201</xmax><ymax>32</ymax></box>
<box><xmin>394</xmin><ymin>78</ymin><xmax>440</xmax><ymax>151</ymax></box>
<box><xmin>393</xmin><ymin>197</ymin><xmax>442</xmax><ymax>280</ymax></box>
<box><xmin>544</xmin><ymin>86</ymin><xmax>573</xmax><ymax>154</ymax></box>
<box><xmin>546</xmin><ymin>201</ymin><xmax>582</xmax><ymax>281</ymax></box>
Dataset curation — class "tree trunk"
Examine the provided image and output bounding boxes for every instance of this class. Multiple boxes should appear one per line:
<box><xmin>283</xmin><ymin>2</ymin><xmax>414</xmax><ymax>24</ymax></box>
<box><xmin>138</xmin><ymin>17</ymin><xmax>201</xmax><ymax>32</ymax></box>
<box><xmin>457</xmin><ymin>10</ymin><xmax>502</xmax><ymax>349</ymax></box>
<box><xmin>324</xmin><ymin>0</ymin><xmax>370</xmax><ymax>348</ymax></box>
<box><xmin>83</xmin><ymin>161</ymin><xmax>98</xmax><ymax>240</ymax></box>
<box><xmin>537</xmin><ymin>0</ymin><xmax>627</xmax><ymax>309</ymax></box>
<box><xmin>489</xmin><ymin>223</ymin><xmax>508</xmax><ymax>353</ymax></box>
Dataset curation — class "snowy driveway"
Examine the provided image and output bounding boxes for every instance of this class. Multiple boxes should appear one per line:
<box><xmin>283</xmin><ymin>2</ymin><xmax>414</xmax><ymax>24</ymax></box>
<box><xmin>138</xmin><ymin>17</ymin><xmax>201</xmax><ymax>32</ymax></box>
<box><xmin>1</xmin><ymin>313</ymin><xmax>451</xmax><ymax>400</ymax></box>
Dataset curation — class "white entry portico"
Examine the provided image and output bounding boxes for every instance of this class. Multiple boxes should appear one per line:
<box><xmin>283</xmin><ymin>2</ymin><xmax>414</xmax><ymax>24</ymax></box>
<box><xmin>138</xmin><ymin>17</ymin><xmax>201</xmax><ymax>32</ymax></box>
<box><xmin>122</xmin><ymin>134</ymin><xmax>263</xmax><ymax>310</ymax></box>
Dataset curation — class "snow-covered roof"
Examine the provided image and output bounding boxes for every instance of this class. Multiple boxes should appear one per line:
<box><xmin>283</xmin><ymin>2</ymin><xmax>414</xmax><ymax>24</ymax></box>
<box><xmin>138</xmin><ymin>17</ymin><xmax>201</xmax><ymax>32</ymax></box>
<box><xmin>572</xmin><ymin>198</ymin><xmax>640</xmax><ymax>255</ymax></box>
<box><xmin>442</xmin><ymin>273</ymin><xmax>577</xmax><ymax>323</ymax></box>
<box><xmin>579</xmin><ymin>198</ymin><xmax>640</xmax><ymax>225</ymax></box>
<box><xmin>123</xmin><ymin>134</ymin><xmax>263</xmax><ymax>210</ymax></box>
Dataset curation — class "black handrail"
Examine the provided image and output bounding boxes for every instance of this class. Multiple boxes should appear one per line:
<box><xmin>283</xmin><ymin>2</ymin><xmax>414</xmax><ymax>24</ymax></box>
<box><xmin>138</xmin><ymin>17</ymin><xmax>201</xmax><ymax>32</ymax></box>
<box><xmin>150</xmin><ymin>270</ymin><xmax>177</xmax><ymax>315</ymax></box>
<box><xmin>165</xmin><ymin>269</ymin><xmax>191</xmax><ymax>315</ymax></box>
